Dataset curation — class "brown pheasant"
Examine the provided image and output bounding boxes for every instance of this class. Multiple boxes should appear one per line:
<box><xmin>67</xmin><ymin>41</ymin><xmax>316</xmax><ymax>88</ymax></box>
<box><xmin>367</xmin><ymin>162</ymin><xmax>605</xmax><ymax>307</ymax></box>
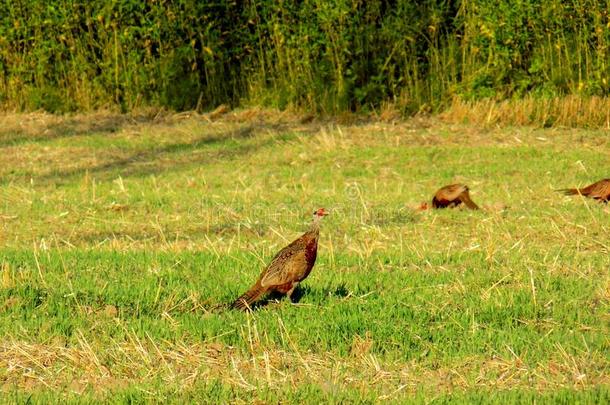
<box><xmin>231</xmin><ymin>208</ymin><xmax>328</xmax><ymax>311</ymax></box>
<box><xmin>557</xmin><ymin>178</ymin><xmax>610</xmax><ymax>203</ymax></box>
<box><xmin>419</xmin><ymin>184</ymin><xmax>480</xmax><ymax>210</ymax></box>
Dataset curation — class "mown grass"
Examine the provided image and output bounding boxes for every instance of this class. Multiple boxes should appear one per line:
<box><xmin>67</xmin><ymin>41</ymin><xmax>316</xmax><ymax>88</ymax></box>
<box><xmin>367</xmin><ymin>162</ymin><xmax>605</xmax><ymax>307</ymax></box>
<box><xmin>0</xmin><ymin>110</ymin><xmax>608</xmax><ymax>403</ymax></box>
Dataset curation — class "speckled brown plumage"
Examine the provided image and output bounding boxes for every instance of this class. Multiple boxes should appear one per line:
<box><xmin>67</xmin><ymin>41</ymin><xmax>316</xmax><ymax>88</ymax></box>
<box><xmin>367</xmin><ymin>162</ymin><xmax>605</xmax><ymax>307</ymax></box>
<box><xmin>431</xmin><ymin>184</ymin><xmax>480</xmax><ymax>210</ymax></box>
<box><xmin>557</xmin><ymin>179</ymin><xmax>610</xmax><ymax>203</ymax></box>
<box><xmin>231</xmin><ymin>208</ymin><xmax>328</xmax><ymax>311</ymax></box>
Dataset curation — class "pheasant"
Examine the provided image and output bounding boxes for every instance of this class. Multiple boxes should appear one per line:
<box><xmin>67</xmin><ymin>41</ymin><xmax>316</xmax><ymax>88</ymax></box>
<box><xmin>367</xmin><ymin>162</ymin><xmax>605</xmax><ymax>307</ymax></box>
<box><xmin>231</xmin><ymin>208</ymin><xmax>329</xmax><ymax>311</ymax></box>
<box><xmin>419</xmin><ymin>184</ymin><xmax>480</xmax><ymax>210</ymax></box>
<box><xmin>557</xmin><ymin>179</ymin><xmax>610</xmax><ymax>203</ymax></box>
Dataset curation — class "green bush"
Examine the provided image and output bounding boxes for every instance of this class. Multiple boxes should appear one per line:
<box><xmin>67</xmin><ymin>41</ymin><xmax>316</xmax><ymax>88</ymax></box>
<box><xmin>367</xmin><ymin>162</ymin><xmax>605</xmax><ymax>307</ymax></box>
<box><xmin>0</xmin><ymin>0</ymin><xmax>607</xmax><ymax>113</ymax></box>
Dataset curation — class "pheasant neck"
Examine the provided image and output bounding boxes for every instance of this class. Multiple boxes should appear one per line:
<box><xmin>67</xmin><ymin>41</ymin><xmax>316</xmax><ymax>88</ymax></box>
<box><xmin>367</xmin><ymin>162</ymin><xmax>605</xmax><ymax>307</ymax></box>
<box><xmin>308</xmin><ymin>216</ymin><xmax>322</xmax><ymax>234</ymax></box>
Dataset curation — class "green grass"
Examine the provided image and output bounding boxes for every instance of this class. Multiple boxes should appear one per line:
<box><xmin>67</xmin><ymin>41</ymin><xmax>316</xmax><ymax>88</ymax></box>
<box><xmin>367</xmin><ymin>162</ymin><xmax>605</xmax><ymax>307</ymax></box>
<box><xmin>0</xmin><ymin>110</ymin><xmax>608</xmax><ymax>402</ymax></box>
<box><xmin>4</xmin><ymin>386</ymin><xmax>610</xmax><ymax>404</ymax></box>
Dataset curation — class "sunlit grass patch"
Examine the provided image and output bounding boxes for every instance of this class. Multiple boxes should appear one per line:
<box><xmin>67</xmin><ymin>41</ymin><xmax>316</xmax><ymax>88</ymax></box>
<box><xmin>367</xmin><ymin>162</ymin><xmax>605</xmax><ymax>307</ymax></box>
<box><xmin>0</xmin><ymin>111</ymin><xmax>608</xmax><ymax>401</ymax></box>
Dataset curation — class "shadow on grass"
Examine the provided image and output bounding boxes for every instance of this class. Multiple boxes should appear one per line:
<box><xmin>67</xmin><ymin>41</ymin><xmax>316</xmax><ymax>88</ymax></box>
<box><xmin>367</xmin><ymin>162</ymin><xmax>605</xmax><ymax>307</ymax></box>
<box><xmin>227</xmin><ymin>283</ymin><xmax>352</xmax><ymax>312</ymax></box>
<box><xmin>10</xmin><ymin>123</ymin><xmax>308</xmax><ymax>186</ymax></box>
<box><xmin>0</xmin><ymin>114</ymin><xmax>149</xmax><ymax>147</ymax></box>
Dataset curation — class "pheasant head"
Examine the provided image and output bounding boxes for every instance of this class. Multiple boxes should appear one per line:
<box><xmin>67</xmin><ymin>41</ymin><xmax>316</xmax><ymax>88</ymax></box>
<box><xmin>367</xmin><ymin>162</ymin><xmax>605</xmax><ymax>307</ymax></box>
<box><xmin>313</xmin><ymin>208</ymin><xmax>329</xmax><ymax>219</ymax></box>
<box><xmin>308</xmin><ymin>208</ymin><xmax>328</xmax><ymax>234</ymax></box>
<box><xmin>417</xmin><ymin>202</ymin><xmax>429</xmax><ymax>211</ymax></box>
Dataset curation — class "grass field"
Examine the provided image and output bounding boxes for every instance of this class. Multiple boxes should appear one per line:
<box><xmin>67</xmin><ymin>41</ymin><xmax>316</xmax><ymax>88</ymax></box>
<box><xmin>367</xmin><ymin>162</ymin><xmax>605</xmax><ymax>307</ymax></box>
<box><xmin>0</xmin><ymin>110</ymin><xmax>608</xmax><ymax>403</ymax></box>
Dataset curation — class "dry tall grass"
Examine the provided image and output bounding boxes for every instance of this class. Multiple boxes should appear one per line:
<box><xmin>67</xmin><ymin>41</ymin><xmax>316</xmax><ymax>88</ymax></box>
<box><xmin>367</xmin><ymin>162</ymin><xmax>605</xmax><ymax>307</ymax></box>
<box><xmin>440</xmin><ymin>96</ymin><xmax>610</xmax><ymax>129</ymax></box>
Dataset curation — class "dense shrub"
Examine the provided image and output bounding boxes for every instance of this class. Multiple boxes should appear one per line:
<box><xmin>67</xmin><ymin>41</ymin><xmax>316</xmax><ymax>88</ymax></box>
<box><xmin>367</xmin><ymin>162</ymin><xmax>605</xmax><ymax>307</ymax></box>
<box><xmin>0</xmin><ymin>0</ymin><xmax>607</xmax><ymax>113</ymax></box>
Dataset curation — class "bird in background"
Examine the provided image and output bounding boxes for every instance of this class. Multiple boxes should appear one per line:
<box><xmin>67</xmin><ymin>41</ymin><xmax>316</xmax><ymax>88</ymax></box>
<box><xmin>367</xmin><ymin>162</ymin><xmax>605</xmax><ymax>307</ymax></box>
<box><xmin>556</xmin><ymin>178</ymin><xmax>610</xmax><ymax>203</ymax></box>
<box><xmin>231</xmin><ymin>208</ymin><xmax>329</xmax><ymax>311</ymax></box>
<box><xmin>419</xmin><ymin>184</ymin><xmax>480</xmax><ymax>210</ymax></box>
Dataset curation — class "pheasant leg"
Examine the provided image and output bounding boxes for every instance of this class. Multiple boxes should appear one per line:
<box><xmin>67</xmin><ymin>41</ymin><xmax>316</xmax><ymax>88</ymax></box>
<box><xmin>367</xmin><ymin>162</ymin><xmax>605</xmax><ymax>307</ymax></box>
<box><xmin>286</xmin><ymin>282</ymin><xmax>299</xmax><ymax>303</ymax></box>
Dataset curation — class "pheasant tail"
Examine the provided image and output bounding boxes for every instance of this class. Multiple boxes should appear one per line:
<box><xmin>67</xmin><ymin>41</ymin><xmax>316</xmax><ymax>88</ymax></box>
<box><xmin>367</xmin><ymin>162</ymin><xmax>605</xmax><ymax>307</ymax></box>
<box><xmin>231</xmin><ymin>283</ymin><xmax>265</xmax><ymax>311</ymax></box>
<box><xmin>557</xmin><ymin>188</ymin><xmax>580</xmax><ymax>196</ymax></box>
<box><xmin>460</xmin><ymin>192</ymin><xmax>480</xmax><ymax>210</ymax></box>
